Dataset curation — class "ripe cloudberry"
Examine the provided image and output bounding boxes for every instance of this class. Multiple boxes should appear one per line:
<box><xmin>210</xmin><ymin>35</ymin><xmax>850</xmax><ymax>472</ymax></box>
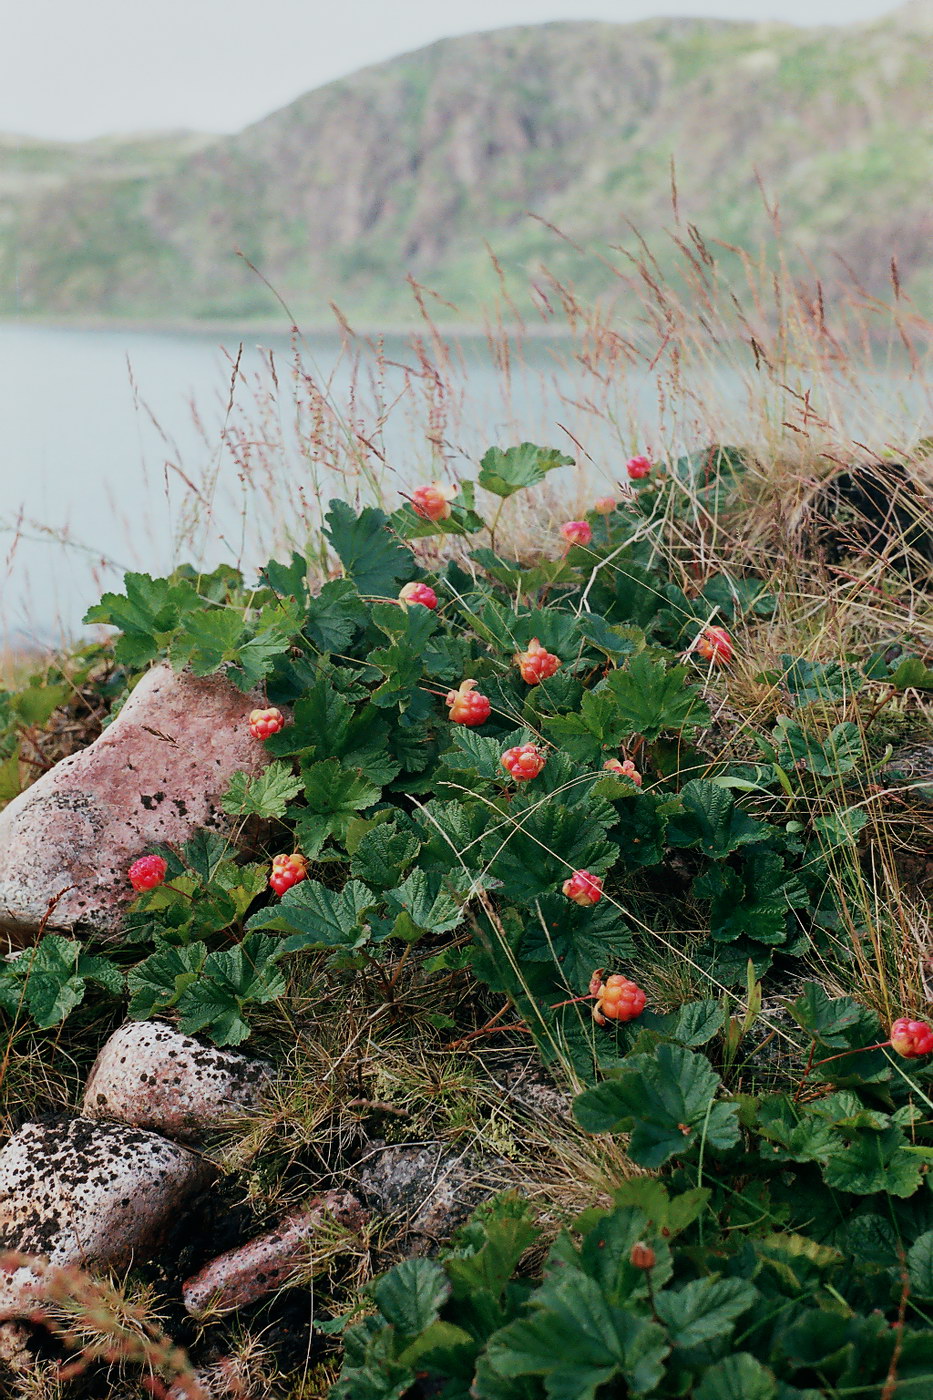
<box><xmin>589</xmin><ymin>969</ymin><xmax>646</xmax><ymax>1025</ymax></box>
<box><xmin>445</xmin><ymin>679</ymin><xmax>491</xmax><ymax>726</ymax></box>
<box><xmin>515</xmin><ymin>638</ymin><xmax>561</xmax><ymax>685</ymax></box>
<box><xmin>594</xmin><ymin>496</ymin><xmax>617</xmax><ymax>515</ymax></box>
<box><xmin>890</xmin><ymin>1018</ymin><xmax>933</xmax><ymax>1058</ymax></box>
<box><xmin>501</xmin><ymin>743</ymin><xmax>547</xmax><ymax>783</ymax></box>
<box><xmin>560</xmin><ymin>520</ymin><xmax>592</xmax><ymax>548</ymax></box>
<box><xmin>562</xmin><ymin>870</ymin><xmax>603</xmax><ymax>906</ymax></box>
<box><xmin>629</xmin><ymin>1241</ymin><xmax>656</xmax><ymax>1270</ymax></box>
<box><xmin>626</xmin><ymin>454</ymin><xmax>652</xmax><ymax>480</ymax></box>
<box><xmin>269</xmin><ymin>853</ymin><xmax>308</xmax><ymax>896</ymax></box>
<box><xmin>695</xmin><ymin>626</ymin><xmax>734</xmax><ymax>665</ymax></box>
<box><xmin>128</xmin><ymin>855</ymin><xmax>168</xmax><ymax>893</ymax></box>
<box><xmin>249</xmin><ymin>707</ymin><xmax>285</xmax><ymax>740</ymax></box>
<box><xmin>410</xmin><ymin>482</ymin><xmax>456</xmax><ymax>521</ymax></box>
<box><xmin>399</xmin><ymin>581</ymin><xmax>438</xmax><ymax>610</ymax></box>
<box><xmin>603</xmin><ymin>758</ymin><xmax>642</xmax><ymax>787</ymax></box>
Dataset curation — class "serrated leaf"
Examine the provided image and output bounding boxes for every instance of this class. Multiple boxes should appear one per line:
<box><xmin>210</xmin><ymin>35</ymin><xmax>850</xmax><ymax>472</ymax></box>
<box><xmin>0</xmin><ymin>936</ymin><xmax>123</xmax><ymax>1028</ymax></box>
<box><xmin>168</xmin><ymin>607</ymin><xmax>244</xmax><ymax>675</ymax></box>
<box><xmin>350</xmin><ymin>823</ymin><xmax>421</xmax><ymax>890</ymax></box>
<box><xmin>127</xmin><ymin>941</ymin><xmax>208</xmax><ymax>1019</ymax></box>
<box><xmin>907</xmin><ymin>1231</ymin><xmax>933</xmax><ymax>1299</ymax></box>
<box><xmin>693</xmin><ymin>1353</ymin><xmax>778</xmax><ymax>1400</ymax></box>
<box><xmin>774</xmin><ymin>718</ymin><xmax>863</xmax><ymax>777</ymax></box>
<box><xmin>478</xmin><ymin>442</ymin><xmax>573</xmax><ymax>498</ymax></box>
<box><xmin>304</xmin><ymin>578</ymin><xmax>369</xmax><ymax>652</ymax></box>
<box><xmin>176</xmin><ymin>932</ymin><xmax>286</xmax><ymax>1045</ymax></box>
<box><xmin>300</xmin><ymin>758</ymin><xmax>382</xmax><ymax>840</ymax></box>
<box><xmin>83</xmin><ymin>571</ymin><xmax>200</xmax><ymax>666</ymax></box>
<box><xmin>385</xmin><ymin>868</ymin><xmax>466</xmax><ymax>940</ymax></box>
<box><xmin>324</xmin><ymin>499</ymin><xmax>414</xmax><ymax>596</ymax></box>
<box><xmin>374</xmin><ymin>1259</ymin><xmax>449</xmax><ymax>1337</ymax></box>
<box><xmin>603</xmin><ymin>653</ymin><xmax>710</xmax><ymax>743</ymax></box>
<box><xmin>221</xmin><ymin>762</ymin><xmax>302</xmax><ymax>819</ymax></box>
<box><xmin>667</xmin><ymin>780</ymin><xmax>770</xmax><ymax>858</ymax></box>
<box><xmin>247</xmin><ymin>878</ymin><xmax>376</xmax><ymax>949</ymax></box>
<box><xmin>781</xmin><ymin>656</ymin><xmax>863</xmax><ymax>705</ymax></box>
<box><xmin>655</xmin><ymin>1276</ymin><xmax>756</xmax><ymax>1349</ymax></box>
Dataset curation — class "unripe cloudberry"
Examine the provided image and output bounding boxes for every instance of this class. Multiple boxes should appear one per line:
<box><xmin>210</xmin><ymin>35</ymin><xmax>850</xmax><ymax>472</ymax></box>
<box><xmin>445</xmin><ymin>679</ymin><xmax>491</xmax><ymax>726</ymax></box>
<box><xmin>626</xmin><ymin>455</ymin><xmax>652</xmax><ymax>480</ymax></box>
<box><xmin>594</xmin><ymin>496</ymin><xmax>617</xmax><ymax>515</ymax></box>
<box><xmin>128</xmin><ymin>855</ymin><xmax>168</xmax><ymax>893</ymax></box>
<box><xmin>269</xmin><ymin>853</ymin><xmax>308</xmax><ymax>897</ymax></box>
<box><xmin>560</xmin><ymin>520</ymin><xmax>592</xmax><ymax>548</ymax></box>
<box><xmin>589</xmin><ymin>970</ymin><xmax>646</xmax><ymax>1025</ymax></box>
<box><xmin>501</xmin><ymin>743</ymin><xmax>546</xmax><ymax>783</ymax></box>
<box><xmin>515</xmin><ymin>638</ymin><xmax>561</xmax><ymax>685</ymax></box>
<box><xmin>249</xmin><ymin>707</ymin><xmax>286</xmax><ymax>740</ymax></box>
<box><xmin>410</xmin><ymin>482</ymin><xmax>456</xmax><ymax>522</ymax></box>
<box><xmin>890</xmin><ymin>1018</ymin><xmax>933</xmax><ymax>1058</ymax></box>
<box><xmin>562</xmin><ymin>870</ymin><xmax>603</xmax><ymax>906</ymax></box>
<box><xmin>695</xmin><ymin>626</ymin><xmax>734</xmax><ymax>665</ymax></box>
<box><xmin>399</xmin><ymin>581</ymin><xmax>438</xmax><ymax>610</ymax></box>
<box><xmin>629</xmin><ymin>1242</ymin><xmax>656</xmax><ymax>1270</ymax></box>
<box><xmin>604</xmin><ymin>758</ymin><xmax>642</xmax><ymax>787</ymax></box>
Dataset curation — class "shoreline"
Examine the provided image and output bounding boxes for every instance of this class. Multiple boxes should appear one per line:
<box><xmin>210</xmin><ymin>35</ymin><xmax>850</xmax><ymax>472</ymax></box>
<box><xmin>0</xmin><ymin>314</ymin><xmax>573</xmax><ymax>341</ymax></box>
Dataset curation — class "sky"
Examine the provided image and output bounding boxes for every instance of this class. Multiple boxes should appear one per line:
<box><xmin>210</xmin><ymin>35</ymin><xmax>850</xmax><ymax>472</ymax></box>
<box><xmin>2</xmin><ymin>0</ymin><xmax>906</xmax><ymax>142</ymax></box>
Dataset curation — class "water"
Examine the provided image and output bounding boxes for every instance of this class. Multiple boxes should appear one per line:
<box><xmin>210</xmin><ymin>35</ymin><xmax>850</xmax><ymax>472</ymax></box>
<box><xmin>1</xmin><ymin>322</ymin><xmax>929</xmax><ymax>648</ymax></box>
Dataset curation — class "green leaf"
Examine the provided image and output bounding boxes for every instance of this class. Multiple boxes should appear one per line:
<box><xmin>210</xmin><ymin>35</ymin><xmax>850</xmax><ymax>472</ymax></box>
<box><xmin>260</xmin><ymin>550</ymin><xmax>310</xmax><ymax>602</ymax></box>
<box><xmin>83</xmin><ymin>571</ymin><xmax>200</xmax><ymax>666</ymax></box>
<box><xmin>127</xmin><ymin>942</ymin><xmax>207</xmax><ymax>1018</ymax></box>
<box><xmin>822</xmin><ymin>1124</ymin><xmax>932</xmax><ymax>1198</ymax></box>
<box><xmin>221</xmin><ymin>762</ymin><xmax>302</xmax><ymax>819</ymax></box>
<box><xmin>10</xmin><ymin>682</ymin><xmax>70</xmax><ymax>726</ymax></box>
<box><xmin>907</xmin><ymin>1231</ymin><xmax>933</xmax><ymax>1299</ymax></box>
<box><xmin>384</xmin><ymin>868</ymin><xmax>466</xmax><ymax>940</ymax></box>
<box><xmin>373</xmin><ymin>1259</ymin><xmax>449</xmax><ymax>1337</ymax></box>
<box><xmin>324</xmin><ymin>499</ymin><xmax>414</xmax><ymax>596</ymax></box>
<box><xmin>350</xmin><ymin>822</ymin><xmax>421</xmax><ymax>890</ymax></box>
<box><xmin>300</xmin><ymin>758</ymin><xmax>382</xmax><ymax>842</ymax></box>
<box><xmin>781</xmin><ymin>656</ymin><xmax>863</xmax><ymax>706</ymax></box>
<box><xmin>693</xmin><ymin>1353</ymin><xmax>778</xmax><ymax>1400</ymax></box>
<box><xmin>603</xmin><ymin>653</ymin><xmax>710</xmax><ymax>743</ymax></box>
<box><xmin>304</xmin><ymin>578</ymin><xmax>369</xmax><ymax>652</ymax></box>
<box><xmin>478</xmin><ymin>442</ymin><xmax>573</xmax><ymax>498</ymax></box>
<box><xmin>573</xmin><ymin>1044</ymin><xmax>740</xmax><ymax>1168</ymax></box>
<box><xmin>176</xmin><ymin>932</ymin><xmax>286</xmax><ymax>1045</ymax></box>
<box><xmin>0</xmin><ymin>936</ymin><xmax>122</xmax><ymax>1028</ymax></box>
<box><xmin>655</xmin><ymin>1276</ymin><xmax>756</xmax><ymax>1348</ymax></box>
<box><xmin>773</xmin><ymin>718</ymin><xmax>863</xmax><ymax>777</ymax></box>
<box><xmin>168</xmin><ymin>606</ymin><xmax>244</xmax><ymax>675</ymax></box>
<box><xmin>889</xmin><ymin>656</ymin><xmax>933</xmax><ymax>690</ymax></box>
<box><xmin>667</xmin><ymin>780</ymin><xmax>770</xmax><ymax>858</ymax></box>
<box><xmin>520</xmin><ymin>894</ymin><xmax>635</xmax><ymax>990</ymax></box>
<box><xmin>786</xmin><ymin>983</ymin><xmax>869</xmax><ymax>1049</ymax></box>
<box><xmin>247</xmin><ymin>878</ymin><xmax>376</xmax><ymax>950</ymax></box>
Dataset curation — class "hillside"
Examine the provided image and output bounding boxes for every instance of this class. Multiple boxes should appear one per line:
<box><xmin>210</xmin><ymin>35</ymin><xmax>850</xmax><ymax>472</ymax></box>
<box><xmin>1</xmin><ymin>4</ymin><xmax>932</xmax><ymax>323</ymax></box>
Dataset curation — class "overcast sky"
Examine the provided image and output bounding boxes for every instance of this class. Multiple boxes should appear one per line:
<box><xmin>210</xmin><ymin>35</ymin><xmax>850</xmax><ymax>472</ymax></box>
<box><xmin>2</xmin><ymin>0</ymin><xmax>905</xmax><ymax>141</ymax></box>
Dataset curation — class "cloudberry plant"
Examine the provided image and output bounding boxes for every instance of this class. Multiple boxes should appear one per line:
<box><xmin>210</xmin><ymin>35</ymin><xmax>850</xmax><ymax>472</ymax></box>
<box><xmin>269</xmin><ymin>853</ymin><xmax>308</xmax><ymax>896</ymax></box>
<box><xmin>603</xmin><ymin>758</ymin><xmax>642</xmax><ymax>786</ymax></box>
<box><xmin>562</xmin><ymin>870</ymin><xmax>603</xmax><ymax>906</ymax></box>
<box><xmin>514</xmin><ymin>638</ymin><xmax>561</xmax><ymax>685</ymax></box>
<box><xmin>501</xmin><ymin>743</ymin><xmax>546</xmax><ymax>783</ymax></box>
<box><xmin>410</xmin><ymin>482</ymin><xmax>456</xmax><ymax>521</ymax></box>
<box><xmin>399</xmin><ymin>581</ymin><xmax>438</xmax><ymax>609</ymax></box>
<box><xmin>626</xmin><ymin>454</ymin><xmax>652</xmax><ymax>479</ymax></box>
<box><xmin>248</xmin><ymin>706</ymin><xmax>286</xmax><ymax>740</ymax></box>
<box><xmin>696</xmin><ymin>625</ymin><xmax>734</xmax><ymax>665</ymax></box>
<box><xmin>445</xmin><ymin>679</ymin><xmax>491</xmax><ymax>726</ymax></box>
<box><xmin>629</xmin><ymin>1242</ymin><xmax>656</xmax><ymax>1270</ymax></box>
<box><xmin>890</xmin><ymin>1018</ymin><xmax>933</xmax><ymax>1057</ymax></box>
<box><xmin>594</xmin><ymin>496</ymin><xmax>616</xmax><ymax>514</ymax></box>
<box><xmin>560</xmin><ymin>520</ymin><xmax>592</xmax><ymax>548</ymax></box>
<box><xmin>589</xmin><ymin>969</ymin><xmax>646</xmax><ymax>1025</ymax></box>
<box><xmin>128</xmin><ymin>855</ymin><xmax>168</xmax><ymax>892</ymax></box>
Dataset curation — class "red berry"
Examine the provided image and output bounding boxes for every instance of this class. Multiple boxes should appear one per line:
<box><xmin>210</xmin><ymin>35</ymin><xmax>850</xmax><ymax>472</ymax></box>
<box><xmin>590</xmin><ymin>972</ymin><xmax>646</xmax><ymax>1025</ymax></box>
<box><xmin>269</xmin><ymin>853</ymin><xmax>308</xmax><ymax>897</ymax></box>
<box><xmin>594</xmin><ymin>496</ymin><xmax>616</xmax><ymax>515</ymax></box>
<box><xmin>410</xmin><ymin>483</ymin><xmax>455</xmax><ymax>522</ymax></box>
<box><xmin>562</xmin><ymin>870</ymin><xmax>603</xmax><ymax>907</ymax></box>
<box><xmin>514</xmin><ymin>638</ymin><xmax>561</xmax><ymax>685</ymax></box>
<box><xmin>890</xmin><ymin>1018</ymin><xmax>933</xmax><ymax>1058</ymax></box>
<box><xmin>501</xmin><ymin>743</ymin><xmax>546</xmax><ymax>783</ymax></box>
<box><xmin>626</xmin><ymin>455</ymin><xmax>652</xmax><ymax>480</ymax></box>
<box><xmin>603</xmin><ymin>758</ymin><xmax>642</xmax><ymax>787</ymax></box>
<box><xmin>249</xmin><ymin>706</ymin><xmax>286</xmax><ymax>740</ymax></box>
<box><xmin>445</xmin><ymin>679</ymin><xmax>491</xmax><ymax>727</ymax></box>
<box><xmin>629</xmin><ymin>1242</ymin><xmax>656</xmax><ymax>1269</ymax></box>
<box><xmin>128</xmin><ymin>855</ymin><xmax>168</xmax><ymax>893</ymax></box>
<box><xmin>399</xmin><ymin>581</ymin><xmax>438</xmax><ymax>610</ymax></box>
<box><xmin>560</xmin><ymin>520</ymin><xmax>592</xmax><ymax>548</ymax></box>
<box><xmin>695</xmin><ymin>626</ymin><xmax>734</xmax><ymax>665</ymax></box>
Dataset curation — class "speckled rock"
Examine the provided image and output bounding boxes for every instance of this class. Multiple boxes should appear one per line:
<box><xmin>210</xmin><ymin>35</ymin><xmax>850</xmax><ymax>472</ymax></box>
<box><xmin>182</xmin><ymin>1191</ymin><xmax>366</xmax><ymax>1317</ymax></box>
<box><xmin>0</xmin><ymin>1117</ymin><xmax>215</xmax><ymax>1316</ymax></box>
<box><xmin>82</xmin><ymin>1022</ymin><xmax>272</xmax><ymax>1143</ymax></box>
<box><xmin>0</xmin><ymin>662</ymin><xmax>268</xmax><ymax>942</ymax></box>
<box><xmin>356</xmin><ymin>1141</ymin><xmax>508</xmax><ymax>1250</ymax></box>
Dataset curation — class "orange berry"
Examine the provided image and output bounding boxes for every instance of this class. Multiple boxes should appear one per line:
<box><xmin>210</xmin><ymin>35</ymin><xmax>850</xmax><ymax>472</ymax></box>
<box><xmin>410</xmin><ymin>482</ymin><xmax>455</xmax><ymax>521</ymax></box>
<box><xmin>445</xmin><ymin>679</ymin><xmax>491</xmax><ymax>726</ymax></box>
<box><xmin>560</xmin><ymin>520</ymin><xmax>592</xmax><ymax>548</ymax></box>
<box><xmin>249</xmin><ymin>707</ymin><xmax>286</xmax><ymax>740</ymax></box>
<box><xmin>562</xmin><ymin>870</ymin><xmax>603</xmax><ymax>906</ymax></box>
<box><xmin>695</xmin><ymin>626</ymin><xmax>734</xmax><ymax>665</ymax></box>
<box><xmin>514</xmin><ymin>638</ymin><xmax>561</xmax><ymax>685</ymax></box>
<box><xmin>501</xmin><ymin>743</ymin><xmax>546</xmax><ymax>783</ymax></box>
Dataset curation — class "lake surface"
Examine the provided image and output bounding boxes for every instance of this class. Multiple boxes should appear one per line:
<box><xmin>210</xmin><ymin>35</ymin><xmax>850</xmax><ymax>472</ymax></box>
<box><xmin>1</xmin><ymin>322</ymin><xmax>929</xmax><ymax>647</ymax></box>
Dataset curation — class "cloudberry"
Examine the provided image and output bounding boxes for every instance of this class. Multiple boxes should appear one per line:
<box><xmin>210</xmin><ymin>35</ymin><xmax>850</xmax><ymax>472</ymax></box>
<box><xmin>696</xmin><ymin>626</ymin><xmax>734</xmax><ymax>665</ymax></box>
<box><xmin>562</xmin><ymin>870</ymin><xmax>603</xmax><ymax>906</ymax></box>
<box><xmin>501</xmin><ymin>743</ymin><xmax>546</xmax><ymax>783</ymax></box>
<box><xmin>446</xmin><ymin>679</ymin><xmax>491</xmax><ymax>726</ymax></box>
<box><xmin>890</xmin><ymin>1018</ymin><xmax>933</xmax><ymax>1058</ymax></box>
<box><xmin>515</xmin><ymin>638</ymin><xmax>561</xmax><ymax>685</ymax></box>
<box><xmin>589</xmin><ymin>970</ymin><xmax>646</xmax><ymax>1025</ymax></box>
<box><xmin>399</xmin><ymin>581</ymin><xmax>438</xmax><ymax>610</ymax></box>
<box><xmin>626</xmin><ymin>455</ymin><xmax>652</xmax><ymax>480</ymax></box>
<box><xmin>629</xmin><ymin>1242</ymin><xmax>656</xmax><ymax>1270</ymax></box>
<box><xmin>603</xmin><ymin>758</ymin><xmax>642</xmax><ymax>786</ymax></box>
<box><xmin>128</xmin><ymin>855</ymin><xmax>168</xmax><ymax>893</ymax></box>
<box><xmin>560</xmin><ymin>520</ymin><xmax>592</xmax><ymax>548</ymax></box>
<box><xmin>594</xmin><ymin>496</ymin><xmax>617</xmax><ymax>515</ymax></box>
<box><xmin>269</xmin><ymin>853</ymin><xmax>308</xmax><ymax>897</ymax></box>
<box><xmin>249</xmin><ymin>707</ymin><xmax>285</xmax><ymax>740</ymax></box>
<box><xmin>410</xmin><ymin>482</ymin><xmax>456</xmax><ymax>521</ymax></box>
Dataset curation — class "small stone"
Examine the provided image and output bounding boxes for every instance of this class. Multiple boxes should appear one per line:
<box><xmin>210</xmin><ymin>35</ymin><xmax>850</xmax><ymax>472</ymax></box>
<box><xmin>356</xmin><ymin>1141</ymin><xmax>507</xmax><ymax>1249</ymax></box>
<box><xmin>0</xmin><ymin>1118</ymin><xmax>215</xmax><ymax>1318</ymax></box>
<box><xmin>0</xmin><ymin>662</ymin><xmax>270</xmax><ymax>942</ymax></box>
<box><xmin>182</xmin><ymin>1191</ymin><xmax>365</xmax><ymax>1318</ymax></box>
<box><xmin>82</xmin><ymin>1022</ymin><xmax>272</xmax><ymax>1143</ymax></box>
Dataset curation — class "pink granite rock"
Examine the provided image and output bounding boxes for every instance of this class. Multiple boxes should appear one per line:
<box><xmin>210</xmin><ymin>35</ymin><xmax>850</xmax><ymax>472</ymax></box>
<box><xmin>82</xmin><ymin>1021</ymin><xmax>272</xmax><ymax>1143</ymax></box>
<box><xmin>182</xmin><ymin>1191</ymin><xmax>366</xmax><ymax>1317</ymax></box>
<box><xmin>0</xmin><ymin>663</ymin><xmax>269</xmax><ymax>941</ymax></box>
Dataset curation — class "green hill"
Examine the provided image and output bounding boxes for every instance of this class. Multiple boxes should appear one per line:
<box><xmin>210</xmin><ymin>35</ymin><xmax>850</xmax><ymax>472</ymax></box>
<box><xmin>2</xmin><ymin>3</ymin><xmax>932</xmax><ymax>323</ymax></box>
